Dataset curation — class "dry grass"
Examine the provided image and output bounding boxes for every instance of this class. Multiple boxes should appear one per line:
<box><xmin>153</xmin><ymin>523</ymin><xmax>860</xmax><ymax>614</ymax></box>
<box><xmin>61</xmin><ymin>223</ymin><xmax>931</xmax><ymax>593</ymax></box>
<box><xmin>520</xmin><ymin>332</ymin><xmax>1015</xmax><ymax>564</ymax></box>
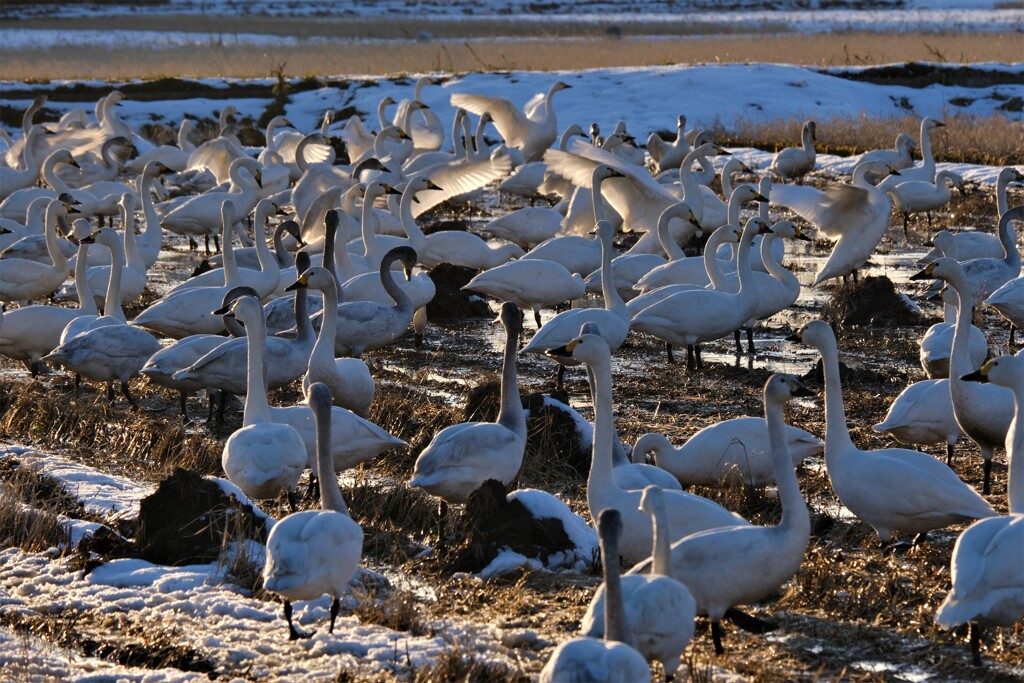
<box><xmin>0</xmin><ymin>460</ymin><xmax>73</xmax><ymax>552</ymax></box>
<box><xmin>1</xmin><ymin>31</ymin><xmax>1020</xmax><ymax>80</ymax></box>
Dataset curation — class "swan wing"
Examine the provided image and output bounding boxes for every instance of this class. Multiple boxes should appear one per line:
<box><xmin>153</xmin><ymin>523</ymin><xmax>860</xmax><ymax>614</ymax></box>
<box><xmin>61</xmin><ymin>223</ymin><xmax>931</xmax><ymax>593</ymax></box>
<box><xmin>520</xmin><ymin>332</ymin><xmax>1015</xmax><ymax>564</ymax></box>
<box><xmin>411</xmin><ymin>151</ymin><xmax>513</xmax><ymax>218</ymax></box>
<box><xmin>450</xmin><ymin>93</ymin><xmax>530</xmax><ymax>147</ymax></box>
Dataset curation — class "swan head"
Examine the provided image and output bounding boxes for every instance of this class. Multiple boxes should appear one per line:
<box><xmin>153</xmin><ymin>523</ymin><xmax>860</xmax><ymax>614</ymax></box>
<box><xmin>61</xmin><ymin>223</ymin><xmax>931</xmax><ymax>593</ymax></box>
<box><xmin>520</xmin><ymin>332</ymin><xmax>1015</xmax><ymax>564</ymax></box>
<box><xmin>82</xmin><ymin>227</ymin><xmax>119</xmax><ymax>250</ymax></box>
<box><xmin>910</xmin><ymin>257</ymin><xmax>962</xmax><ymax>284</ymax></box>
<box><xmin>363</xmin><ymin>180</ymin><xmax>403</xmax><ymax>201</ymax></box>
<box><xmin>386</xmin><ymin>245</ymin><xmax>419</xmax><ymax>281</ymax></box>
<box><xmin>287</xmin><ymin>265</ymin><xmax>333</xmax><ymax>293</ymax></box>
<box><xmin>306</xmin><ymin>381</ymin><xmax>333</xmax><ymax>413</ymax></box>
<box><xmin>997</xmin><ymin>167</ymin><xmax>1024</xmax><ymax>185</ymax></box>
<box><xmin>551</xmin><ymin>81</ymin><xmax>571</xmax><ymax>94</ymax></box>
<box><xmin>220</xmin><ymin>201</ymin><xmax>236</xmax><ymax>231</ymax></box>
<box><xmin>213</xmin><ymin>292</ymin><xmax>261</xmax><ymax>321</ymax></box>
<box><xmin>676</xmin><ymin>114</ymin><xmax>687</xmax><ymax>130</ymax></box>
<box><xmin>497</xmin><ymin>301</ymin><xmax>523</xmax><ymax>338</ymax></box>
<box><xmin>638</xmin><ymin>485</ymin><xmax>664</xmax><ymax>517</ymax></box>
<box><xmin>51</xmin><ymin>149</ymin><xmax>80</xmax><ymax>170</ymax></box>
<box><xmin>693</xmin><ymin>142</ymin><xmax>729</xmax><ymax>157</ymax></box>
<box><xmin>895</xmin><ymin>133</ymin><xmax>915</xmax><ymax>152</ymax></box>
<box><xmin>767</xmin><ymin>220</ymin><xmax>805</xmax><ymax>241</ymax></box>
<box><xmin>765</xmin><ymin>373</ymin><xmax>815</xmax><ymax>405</ymax></box>
<box><xmin>786</xmin><ymin>319</ymin><xmax>834</xmax><ymax>350</ymax></box>
<box><xmin>119</xmin><ymin>192</ymin><xmax>136</xmax><ymax>214</ymax></box>
<box><xmin>961</xmin><ymin>354</ymin><xmax>1022</xmax><ymax>388</ymax></box>
<box><xmin>589</xmin><ymin>219</ymin><xmax>616</xmax><ymax>244</ymax></box>
<box><xmin>743</xmin><ymin>216</ymin><xmax>773</xmax><ymax>238</ymax></box>
<box><xmin>545</xmin><ymin>332</ymin><xmax>609</xmax><ymax>365</ymax></box>
<box><xmin>631</xmin><ymin>433</ymin><xmax>672</xmax><ymax>465</ymax></box>
<box><xmin>408</xmin><ymin>176</ymin><xmax>443</xmax><ymax>202</ymax></box>
<box><xmin>660</xmin><ymin>201</ymin><xmax>701</xmax><ymax>230</ymax></box>
<box><xmin>923</xmin><ymin>117</ymin><xmax>945</xmax><ymax>131</ymax></box>
<box><xmin>804</xmin><ymin>120</ymin><xmax>817</xmax><ymax>142</ymax></box>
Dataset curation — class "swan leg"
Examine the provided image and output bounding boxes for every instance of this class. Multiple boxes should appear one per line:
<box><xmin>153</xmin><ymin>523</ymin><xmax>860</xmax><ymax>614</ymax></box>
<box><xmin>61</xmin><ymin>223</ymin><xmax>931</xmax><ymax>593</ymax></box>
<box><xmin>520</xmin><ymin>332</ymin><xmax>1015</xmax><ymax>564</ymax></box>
<box><xmin>695</xmin><ymin>344</ymin><xmax>704</xmax><ymax>369</ymax></box>
<box><xmin>945</xmin><ymin>442</ymin><xmax>954</xmax><ymax>465</ymax></box>
<box><xmin>665</xmin><ymin>342</ymin><xmax>675</xmax><ymax>364</ymax></box>
<box><xmin>902</xmin><ymin>212</ymin><xmax>910</xmax><ymax>243</ymax></box>
<box><xmin>532</xmin><ymin>305</ymin><xmax>543</xmax><ymax>330</ymax></box>
<box><xmin>284</xmin><ymin>600</ymin><xmax>312</xmax><ymax>640</ymax></box>
<box><xmin>686</xmin><ymin>345</ymin><xmax>696</xmax><ymax>371</ymax></box>
<box><xmin>121</xmin><ymin>381</ymin><xmax>140</xmax><ymax>409</ymax></box>
<box><xmin>437</xmin><ymin>499</ymin><xmax>448</xmax><ymax>554</ymax></box>
<box><xmin>746</xmin><ymin>328</ymin><xmax>755</xmax><ymax>355</ymax></box>
<box><xmin>982</xmin><ymin>458</ymin><xmax>992</xmax><ymax>495</ymax></box>
<box><xmin>1010</xmin><ymin>325</ymin><xmax>1016</xmax><ymax>347</ymax></box>
<box><xmin>179</xmin><ymin>390</ymin><xmax>189</xmax><ymax>418</ymax></box>
<box><xmin>555</xmin><ymin>364</ymin><xmax>566</xmax><ymax>394</ymax></box>
<box><xmin>188</xmin><ymin>236</ymin><xmax>198</xmax><ymax>252</ymax></box>
<box><xmin>287</xmin><ymin>490</ymin><xmax>299</xmax><ymax>513</ymax></box>
<box><xmin>329</xmin><ymin>596</ymin><xmax>341</xmax><ymax>633</ymax></box>
<box><xmin>733</xmin><ymin>329</ymin><xmax>743</xmax><ymax>355</ymax></box>
<box><xmin>304</xmin><ymin>474</ymin><xmax>319</xmax><ymax>500</ymax></box>
<box><xmin>74</xmin><ymin>373</ymin><xmax>81</xmax><ymax>398</ymax></box>
<box><xmin>711</xmin><ymin>621</ymin><xmax>725</xmax><ymax>655</ymax></box>
<box><xmin>970</xmin><ymin>622</ymin><xmax>983</xmax><ymax>666</ymax></box>
<box><xmin>213</xmin><ymin>233</ymin><xmax>221</xmax><ymax>253</ymax></box>
<box><xmin>106</xmin><ymin>381</ymin><xmax>116</xmax><ymax>402</ymax></box>
<box><xmin>216</xmin><ymin>391</ymin><xmax>230</xmax><ymax>424</ymax></box>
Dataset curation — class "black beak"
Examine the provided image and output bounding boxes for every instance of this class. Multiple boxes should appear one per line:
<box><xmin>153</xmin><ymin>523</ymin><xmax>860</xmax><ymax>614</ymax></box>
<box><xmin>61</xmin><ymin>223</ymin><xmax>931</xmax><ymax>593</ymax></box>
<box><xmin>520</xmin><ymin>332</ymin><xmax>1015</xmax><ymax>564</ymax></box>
<box><xmin>284</xmin><ymin>280</ymin><xmax>305</xmax><ymax>292</ymax></box>
<box><xmin>546</xmin><ymin>345</ymin><xmax>573</xmax><ymax>359</ymax></box>
<box><xmin>792</xmin><ymin>385</ymin><xmax>815</xmax><ymax>398</ymax></box>
<box><xmin>909</xmin><ymin>268</ymin><xmax>932</xmax><ymax>281</ymax></box>
<box><xmin>213</xmin><ymin>304</ymin><xmax>232</xmax><ymax>315</ymax></box>
<box><xmin>785</xmin><ymin>332</ymin><xmax>802</xmax><ymax>342</ymax></box>
<box><xmin>961</xmin><ymin>370</ymin><xmax>988</xmax><ymax>383</ymax></box>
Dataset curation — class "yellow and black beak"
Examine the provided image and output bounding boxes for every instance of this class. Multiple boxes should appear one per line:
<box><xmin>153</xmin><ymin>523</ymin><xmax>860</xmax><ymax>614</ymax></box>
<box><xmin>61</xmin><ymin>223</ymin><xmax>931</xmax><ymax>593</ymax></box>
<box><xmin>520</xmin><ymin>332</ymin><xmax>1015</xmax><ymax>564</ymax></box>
<box><xmin>546</xmin><ymin>338</ymin><xmax>580</xmax><ymax>359</ymax></box>
<box><xmin>961</xmin><ymin>359</ymin><xmax>993</xmax><ymax>383</ymax></box>
<box><xmin>909</xmin><ymin>263</ymin><xmax>935</xmax><ymax>281</ymax></box>
<box><xmin>285</xmin><ymin>274</ymin><xmax>310</xmax><ymax>292</ymax></box>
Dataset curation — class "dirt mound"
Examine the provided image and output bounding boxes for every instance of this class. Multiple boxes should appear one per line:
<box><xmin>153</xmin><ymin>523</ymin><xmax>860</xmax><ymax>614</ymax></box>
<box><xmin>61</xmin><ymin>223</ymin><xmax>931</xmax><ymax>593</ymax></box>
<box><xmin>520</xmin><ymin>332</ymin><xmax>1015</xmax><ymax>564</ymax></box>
<box><xmin>136</xmin><ymin>468</ymin><xmax>267</xmax><ymax>566</ymax></box>
<box><xmin>426</xmin><ymin>263</ymin><xmax>492</xmax><ymax>320</ymax></box>
<box><xmin>820</xmin><ymin>276</ymin><xmax>920</xmax><ymax>328</ymax></box>
<box><xmin>447</xmin><ymin>479</ymin><xmax>573</xmax><ymax>573</ymax></box>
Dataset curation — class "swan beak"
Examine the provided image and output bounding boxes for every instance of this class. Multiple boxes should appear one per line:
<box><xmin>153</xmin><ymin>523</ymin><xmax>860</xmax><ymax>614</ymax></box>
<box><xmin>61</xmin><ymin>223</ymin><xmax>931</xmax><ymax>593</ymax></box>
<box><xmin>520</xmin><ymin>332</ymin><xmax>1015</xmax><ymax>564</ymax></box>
<box><xmin>213</xmin><ymin>303</ymin><xmax>233</xmax><ymax>315</ymax></box>
<box><xmin>623</xmin><ymin>135</ymin><xmax>636</xmax><ymax>144</ymax></box>
<box><xmin>608</xmin><ymin>168</ymin><xmax>626</xmax><ymax>178</ymax></box>
<box><xmin>741</xmin><ymin>163</ymin><xmax>753</xmax><ymax>173</ymax></box>
<box><xmin>794</xmin><ymin>227</ymin><xmax>812</xmax><ymax>242</ymax></box>
<box><xmin>384</xmin><ymin>184</ymin><xmax>403</xmax><ymax>196</ymax></box>
<box><xmin>791</xmin><ymin>383</ymin><xmax>815</xmax><ymax>398</ymax></box>
<box><xmin>785</xmin><ymin>330</ymin><xmax>803</xmax><ymax>342</ymax></box>
<box><xmin>688</xmin><ymin>212</ymin><xmax>702</xmax><ymax>228</ymax></box>
<box><xmin>961</xmin><ymin>369</ymin><xmax>989</xmax><ymax>383</ymax></box>
<box><xmin>399</xmin><ymin>130</ymin><xmax>411</xmax><ymax>140</ymax></box>
<box><xmin>81</xmin><ymin>231</ymin><xmax>99</xmax><ymax>245</ymax></box>
<box><xmin>757</xmin><ymin>222</ymin><xmax>773</xmax><ymax>236</ymax></box>
<box><xmin>418</xmin><ymin>103</ymin><xmax>430</xmax><ymax>110</ymax></box>
<box><xmin>935</xmin><ymin>120</ymin><xmax>946</xmax><ymax>127</ymax></box>
<box><xmin>716</xmin><ymin>146</ymin><xmax>731</xmax><ymax>156</ymax></box>
<box><xmin>922</xmin><ymin>239</ymin><xmax>935</xmax><ymax>247</ymax></box>
<box><xmin>909</xmin><ymin>264</ymin><xmax>935</xmax><ymax>280</ymax></box>
<box><xmin>426</xmin><ymin>179</ymin><xmax>443</xmax><ymax>191</ymax></box>
<box><xmin>888</xmin><ymin>167</ymin><xmax>901</xmax><ymax>177</ymax></box>
<box><xmin>0</xmin><ymin>226</ymin><xmax>11</xmax><ymax>235</ymax></box>
<box><xmin>404</xmin><ymin>265</ymin><xmax>413</xmax><ymax>281</ymax></box>
<box><xmin>285</xmin><ymin>275</ymin><xmax>309</xmax><ymax>292</ymax></box>
<box><xmin>546</xmin><ymin>339</ymin><xmax>579</xmax><ymax>359</ymax></box>
<box><xmin>753</xmin><ymin>192</ymin><xmax>769</xmax><ymax>203</ymax></box>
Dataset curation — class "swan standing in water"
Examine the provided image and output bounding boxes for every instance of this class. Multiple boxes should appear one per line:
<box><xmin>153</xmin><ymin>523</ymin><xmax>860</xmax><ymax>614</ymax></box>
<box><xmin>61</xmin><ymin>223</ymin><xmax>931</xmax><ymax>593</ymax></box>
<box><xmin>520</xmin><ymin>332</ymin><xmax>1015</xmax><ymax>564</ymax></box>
<box><xmin>936</xmin><ymin>355</ymin><xmax>1024</xmax><ymax>667</ymax></box>
<box><xmin>411</xmin><ymin>302</ymin><xmax>527</xmax><ymax>549</ymax></box>
<box><xmin>263</xmin><ymin>383</ymin><xmax>364</xmax><ymax>641</ymax></box>
<box><xmin>581</xmin><ymin>486</ymin><xmax>695</xmax><ymax>678</ymax></box>
<box><xmin>539</xmin><ymin>508</ymin><xmax>651</xmax><ymax>683</ymax></box>
<box><xmin>788</xmin><ymin>320</ymin><xmax>994</xmax><ymax>546</ymax></box>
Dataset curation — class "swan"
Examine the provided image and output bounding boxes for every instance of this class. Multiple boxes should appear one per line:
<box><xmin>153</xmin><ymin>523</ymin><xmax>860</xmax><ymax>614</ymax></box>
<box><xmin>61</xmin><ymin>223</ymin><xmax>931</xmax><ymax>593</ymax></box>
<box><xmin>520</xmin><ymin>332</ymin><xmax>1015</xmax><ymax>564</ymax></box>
<box><xmin>160</xmin><ymin>157</ymin><xmax>263</xmax><ymax>254</ymax></box>
<box><xmin>140</xmin><ymin>286</ymin><xmax>251</xmax><ymax>418</ymax></box>
<box><xmin>463</xmin><ymin>258</ymin><xmax>585</xmax><ymax>328</ymax></box>
<box><xmin>631</xmin><ymin>217</ymin><xmax>772</xmax><ymax>371</ymax></box>
<box><xmin>647</xmin><ymin>114</ymin><xmax>690</xmax><ymax>175</ymax></box>
<box><xmin>289</xmin><ymin>267</ymin><xmax>375</xmax><ymax>418</ymax></box>
<box><xmin>451</xmin><ymin>81</ymin><xmax>571</xmax><ymax>163</ymax></box>
<box><xmin>772</xmin><ymin>161</ymin><xmax>895</xmax><ymax>285</ymax></box>
<box><xmin>345</xmin><ymin>180</ymin><xmax>405</xmax><ymax>273</ymax></box>
<box><xmin>547</xmin><ymin>332</ymin><xmax>748</xmax><ymax>564</ymax></box>
<box><xmin>166</xmin><ymin>198</ymin><xmax>281</xmax><ymax>299</ymax></box>
<box><xmin>788</xmin><ymin>319</ymin><xmax>994</xmax><ymax>545</ymax></box>
<box><xmin>911</xmin><ymin>258</ymin><xmax>1015</xmax><ymax>494</ymax></box>
<box><xmin>134</xmin><ymin>202</ymin><xmax>254</xmax><ymax>339</ymax></box>
<box><xmin>263</xmin><ymin>382</ymin><xmax>365</xmax><ymax>640</ymax></box>
<box><xmin>629</xmin><ymin>373</ymin><xmax>813</xmax><ymax>654</ymax></box>
<box><xmin>207</xmin><ymin>219</ymin><xmax>302</xmax><ymax>272</ymax></box>
<box><xmin>918</xmin><ymin>289</ymin><xmax>988</xmax><ymax>379</ymax></box>
<box><xmin>125</xmin><ymin>118</ymin><xmax>195</xmax><ymax>173</ymax></box>
<box><xmin>0</xmin><ymin>149</ymin><xmax>93</xmax><ymax>221</ymax></box>
<box><xmin>498</xmin><ymin>123</ymin><xmax>586</xmax><ymax>201</ymax></box>
<box><xmin>924</xmin><ymin>205</ymin><xmax>1022</xmax><ymax>308</ymax></box>
<box><xmin>481</xmin><ymin>207</ymin><xmax>564</xmax><ymax>249</ymax></box>
<box><xmin>985</xmin><ymin>277</ymin><xmax>1024</xmax><ymax>344</ymax></box>
<box><xmin>411</xmin><ymin>302</ymin><xmax>527</xmax><ymax>513</ymax></box>
<box><xmin>0</xmin><ymin>196</ymin><xmax>51</xmax><ymax>253</ymax></box>
<box><xmin>521</xmin><ymin>220</ymin><xmax>630</xmax><ymax>390</ymax></box>
<box><xmin>173</xmin><ymin>259</ymin><xmax>314</xmax><ymax>397</ymax></box>
<box><xmin>216</xmin><ymin>295</ymin><xmax>306</xmax><ymax>502</ymax></box>
<box><xmin>59</xmin><ymin>225</ymin><xmax>129</xmax><ymax>344</ymax></box>
<box><xmin>0</xmin><ymin>198</ymin><xmax>74</xmax><ymax>305</ymax></box>
<box><xmin>631</xmin><ymin>416</ymin><xmax>823</xmax><ymax>488</ymax></box>
<box><xmin>0</xmin><ymin>125</ymin><xmax>45</xmax><ymax>201</ymax></box>
<box><xmin>393</xmin><ymin>77</ymin><xmax>444</xmax><ymax>152</ymax></box>
<box><xmin>539</xmin><ymin>509</ymin><xmax>651</xmax><ymax>683</ymax></box>
<box><xmin>877</xmin><ymin>117</ymin><xmax>944</xmax><ymax>188</ymax></box>
<box><xmin>62</xmin><ymin>194</ymin><xmax>147</xmax><ymax>307</ymax></box>
<box><xmin>406</xmin><ymin>146</ymin><xmax>513</xmax><ymax>219</ymax></box>
<box><xmin>768</xmin><ymin>120</ymin><xmax>816</xmax><ymax>180</ymax></box>
<box><xmin>935</xmin><ymin>354</ymin><xmax>1024</xmax><ymax>667</ymax></box>
<box><xmin>0</xmin><ymin>219</ymin><xmax>99</xmax><ymax>375</ymax></box>
<box><xmin>417</xmin><ymin>230</ymin><xmax>524</xmax><ymax>270</ymax></box>
<box><xmin>873</xmin><ymin>379</ymin><xmax>963</xmax><ymax>464</ymax></box>
<box><xmin>402</xmin><ymin>109</ymin><xmax>469</xmax><ymax>177</ymax></box>
<box><xmin>580</xmin><ymin>486</ymin><xmax>696</xmax><ymax>679</ymax></box>
<box><xmin>888</xmin><ymin>169</ymin><xmax>964</xmax><ymax>235</ymax></box>
<box><xmin>182</xmin><ymin>121</ymin><xmax>247</xmax><ymax>187</ymax></box>
<box><xmin>854</xmin><ymin>132</ymin><xmax>915</xmax><ymax>173</ymax></box>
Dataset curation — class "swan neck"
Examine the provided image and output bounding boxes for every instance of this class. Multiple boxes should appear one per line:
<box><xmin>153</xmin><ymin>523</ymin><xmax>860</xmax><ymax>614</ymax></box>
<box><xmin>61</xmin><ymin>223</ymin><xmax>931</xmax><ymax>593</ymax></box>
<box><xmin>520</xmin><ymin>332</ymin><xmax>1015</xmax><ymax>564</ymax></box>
<box><xmin>73</xmin><ymin>242</ymin><xmax>99</xmax><ymax>316</ymax></box>
<box><xmin>380</xmin><ymin>252</ymin><xmax>411</xmax><ymax>310</ymax></box>
<box><xmin>721</xmin><ymin>165</ymin><xmax>735</xmax><ymax>199</ymax></box>
<box><xmin>221</xmin><ymin>211</ymin><xmax>241</xmax><ymax>285</ymax></box>
<box><xmin>919</xmin><ymin>122</ymin><xmax>934</xmax><ymax>167</ymax></box>
<box><xmin>600</xmin><ymin>528</ymin><xmax>634</xmax><ymax>647</ymax></box>
<box><xmin>271</xmin><ymin>224</ymin><xmax>289</xmax><ymax>268</ymax></box>
<box><xmin>122</xmin><ymin>205</ymin><xmax>143</xmax><ymax>271</ymax></box>
<box><xmin>252</xmin><ymin>208</ymin><xmax>276</xmax><ymax>273</ymax></box>
<box><xmin>1008</xmin><ymin>381</ymin><xmax>1024</xmax><ymax>514</ymax></box>
<box><xmin>997</xmin><ymin>210</ymin><xmax>1020</xmax><ymax>264</ymax></box>
<box><xmin>767</xmin><ymin>399</ymin><xmax>809</xmax><ymax>533</ymax></box>
<box><xmin>177</xmin><ymin>120</ymin><xmax>194</xmax><ymax>151</ymax></box>
<box><xmin>243</xmin><ymin>308</ymin><xmax>272</xmax><ymax>425</ymax></box>
<box><xmin>103</xmin><ymin>236</ymin><xmax>126</xmax><ymax>321</ymax></box>
<box><xmin>598</xmin><ymin>231</ymin><xmax>628</xmax><ymax>319</ymax></box>
<box><xmin>312</xmin><ymin>279</ymin><xmax>339</xmax><ymax>372</ymax></box>
<box><xmin>316</xmin><ymin>404</ymin><xmax>350</xmax><ymax>515</ymax></box>
<box><xmin>591</xmin><ymin>176</ymin><xmax>607</xmax><ymax>224</ymax></box>
<box><xmin>293</xmin><ymin>278</ymin><xmax>313</xmax><ymax>342</ymax></box>
<box><xmin>704</xmin><ymin>227</ymin><xmax>734</xmax><ymax>290</ymax></box>
<box><xmin>650</xmin><ymin>501</ymin><xmax>672</xmax><ymax>576</ymax></box>
<box><xmin>496</xmin><ymin>321</ymin><xmax>525</xmax><ymax>437</ymax></box>
<box><xmin>43</xmin><ymin>203</ymin><xmax>69</xmax><ymax>272</ymax></box>
<box><xmin>138</xmin><ymin>172</ymin><xmax>161</xmax><ymax>244</ymax></box>
<box><xmin>360</xmin><ymin>195</ymin><xmax>380</xmax><ymax>268</ymax></box>
<box><xmin>760</xmin><ymin>233</ymin><xmax>792</xmax><ymax>284</ymax></box>
<box><xmin>947</xmin><ymin>269</ymin><xmax>975</xmax><ymax>379</ymax></box>
<box><xmin>588</xmin><ymin>350</ymin><xmax>619</xmax><ymax>504</ymax></box>
<box><xmin>734</xmin><ymin>223</ymin><xmax>758</xmax><ymax>292</ymax></box>
<box><xmin>43</xmin><ymin>155</ymin><xmax>71</xmax><ymax>194</ymax></box>
<box><xmin>818</xmin><ymin>335</ymin><xmax>856</xmax><ymax>455</ymax></box>
<box><xmin>997</xmin><ymin>175</ymin><xmax>1010</xmax><ymax>216</ymax></box>
<box><xmin>399</xmin><ymin>184</ymin><xmax>427</xmax><ymax>253</ymax></box>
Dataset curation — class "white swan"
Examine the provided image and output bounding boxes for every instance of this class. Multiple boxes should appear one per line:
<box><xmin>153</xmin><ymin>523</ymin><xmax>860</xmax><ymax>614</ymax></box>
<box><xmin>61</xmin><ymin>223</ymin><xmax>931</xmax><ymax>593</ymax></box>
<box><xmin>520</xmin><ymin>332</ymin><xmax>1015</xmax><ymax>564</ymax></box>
<box><xmin>539</xmin><ymin>509</ymin><xmax>651</xmax><ymax>683</ymax></box>
<box><xmin>580</xmin><ymin>486</ymin><xmax>695</xmax><ymax>678</ymax></box>
<box><xmin>629</xmin><ymin>373</ymin><xmax>813</xmax><ymax>654</ymax></box>
<box><xmin>935</xmin><ymin>354</ymin><xmax>1024</xmax><ymax>667</ymax></box>
<box><xmin>0</xmin><ymin>149</ymin><xmax>88</xmax><ymax>221</ymax></box>
<box><xmin>59</xmin><ymin>225</ymin><xmax>129</xmax><ymax>344</ymax></box>
<box><xmin>547</xmin><ymin>332</ymin><xmax>748</xmax><ymax>564</ymax></box>
<box><xmin>125</xmin><ymin>118</ymin><xmax>195</xmax><ymax>173</ymax></box>
<box><xmin>482</xmin><ymin>207</ymin><xmax>564</xmax><ymax>249</ymax></box>
<box><xmin>411</xmin><ymin>302</ymin><xmax>527</xmax><ymax>508</ymax></box>
<box><xmin>647</xmin><ymin>114</ymin><xmax>690</xmax><ymax>175</ymax></box>
<box><xmin>888</xmin><ymin>169</ymin><xmax>964</xmax><ymax>237</ymax></box>
<box><xmin>631</xmin><ymin>416</ymin><xmax>822</xmax><ymax>488</ymax></box>
<box><xmin>452</xmin><ymin>81</ymin><xmax>571</xmax><ymax>163</ymax></box>
<box><xmin>522</xmin><ymin>220</ymin><xmax>630</xmax><ymax>389</ymax></box>
<box><xmin>782</xmin><ymin>163</ymin><xmax>895</xmax><ymax>285</ymax></box>
<box><xmin>216</xmin><ymin>295</ymin><xmax>306</xmax><ymax>501</ymax></box>
<box><xmin>263</xmin><ymin>382</ymin><xmax>364</xmax><ymax>641</ymax></box>
<box><xmin>918</xmin><ymin>290</ymin><xmax>988</xmax><ymax>380</ymax></box>
<box><xmin>631</xmin><ymin>217</ymin><xmax>771</xmax><ymax>370</ymax></box>
<box><xmin>877</xmin><ymin>117</ymin><xmax>944</xmax><ymax>188</ymax></box>
<box><xmin>873</xmin><ymin>378</ymin><xmax>963</xmax><ymax>464</ymax></box>
<box><xmin>0</xmin><ymin>198</ymin><xmax>74</xmax><ymax>305</ymax></box>
<box><xmin>0</xmin><ymin>125</ymin><xmax>45</xmax><ymax>200</ymax></box>
<box><xmin>417</xmin><ymin>229</ymin><xmax>524</xmax><ymax>270</ymax></box>
<box><xmin>854</xmin><ymin>132</ymin><xmax>915</xmax><ymax>173</ymax></box>
<box><xmin>498</xmin><ymin>123</ymin><xmax>586</xmax><ymax>201</ymax></box>
<box><xmin>289</xmin><ymin>267</ymin><xmax>376</xmax><ymax>418</ymax></box>
<box><xmin>788</xmin><ymin>319</ymin><xmax>994</xmax><ymax>544</ymax></box>
<box><xmin>64</xmin><ymin>194</ymin><xmax>147</xmax><ymax>307</ymax></box>
<box><xmin>394</xmin><ymin>77</ymin><xmax>445</xmax><ymax>152</ymax></box>
<box><xmin>768</xmin><ymin>120</ymin><xmax>816</xmax><ymax>180</ymax></box>
<box><xmin>912</xmin><ymin>258</ymin><xmax>1015</xmax><ymax>494</ymax></box>
<box><xmin>463</xmin><ymin>258</ymin><xmax>585</xmax><ymax>328</ymax></box>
